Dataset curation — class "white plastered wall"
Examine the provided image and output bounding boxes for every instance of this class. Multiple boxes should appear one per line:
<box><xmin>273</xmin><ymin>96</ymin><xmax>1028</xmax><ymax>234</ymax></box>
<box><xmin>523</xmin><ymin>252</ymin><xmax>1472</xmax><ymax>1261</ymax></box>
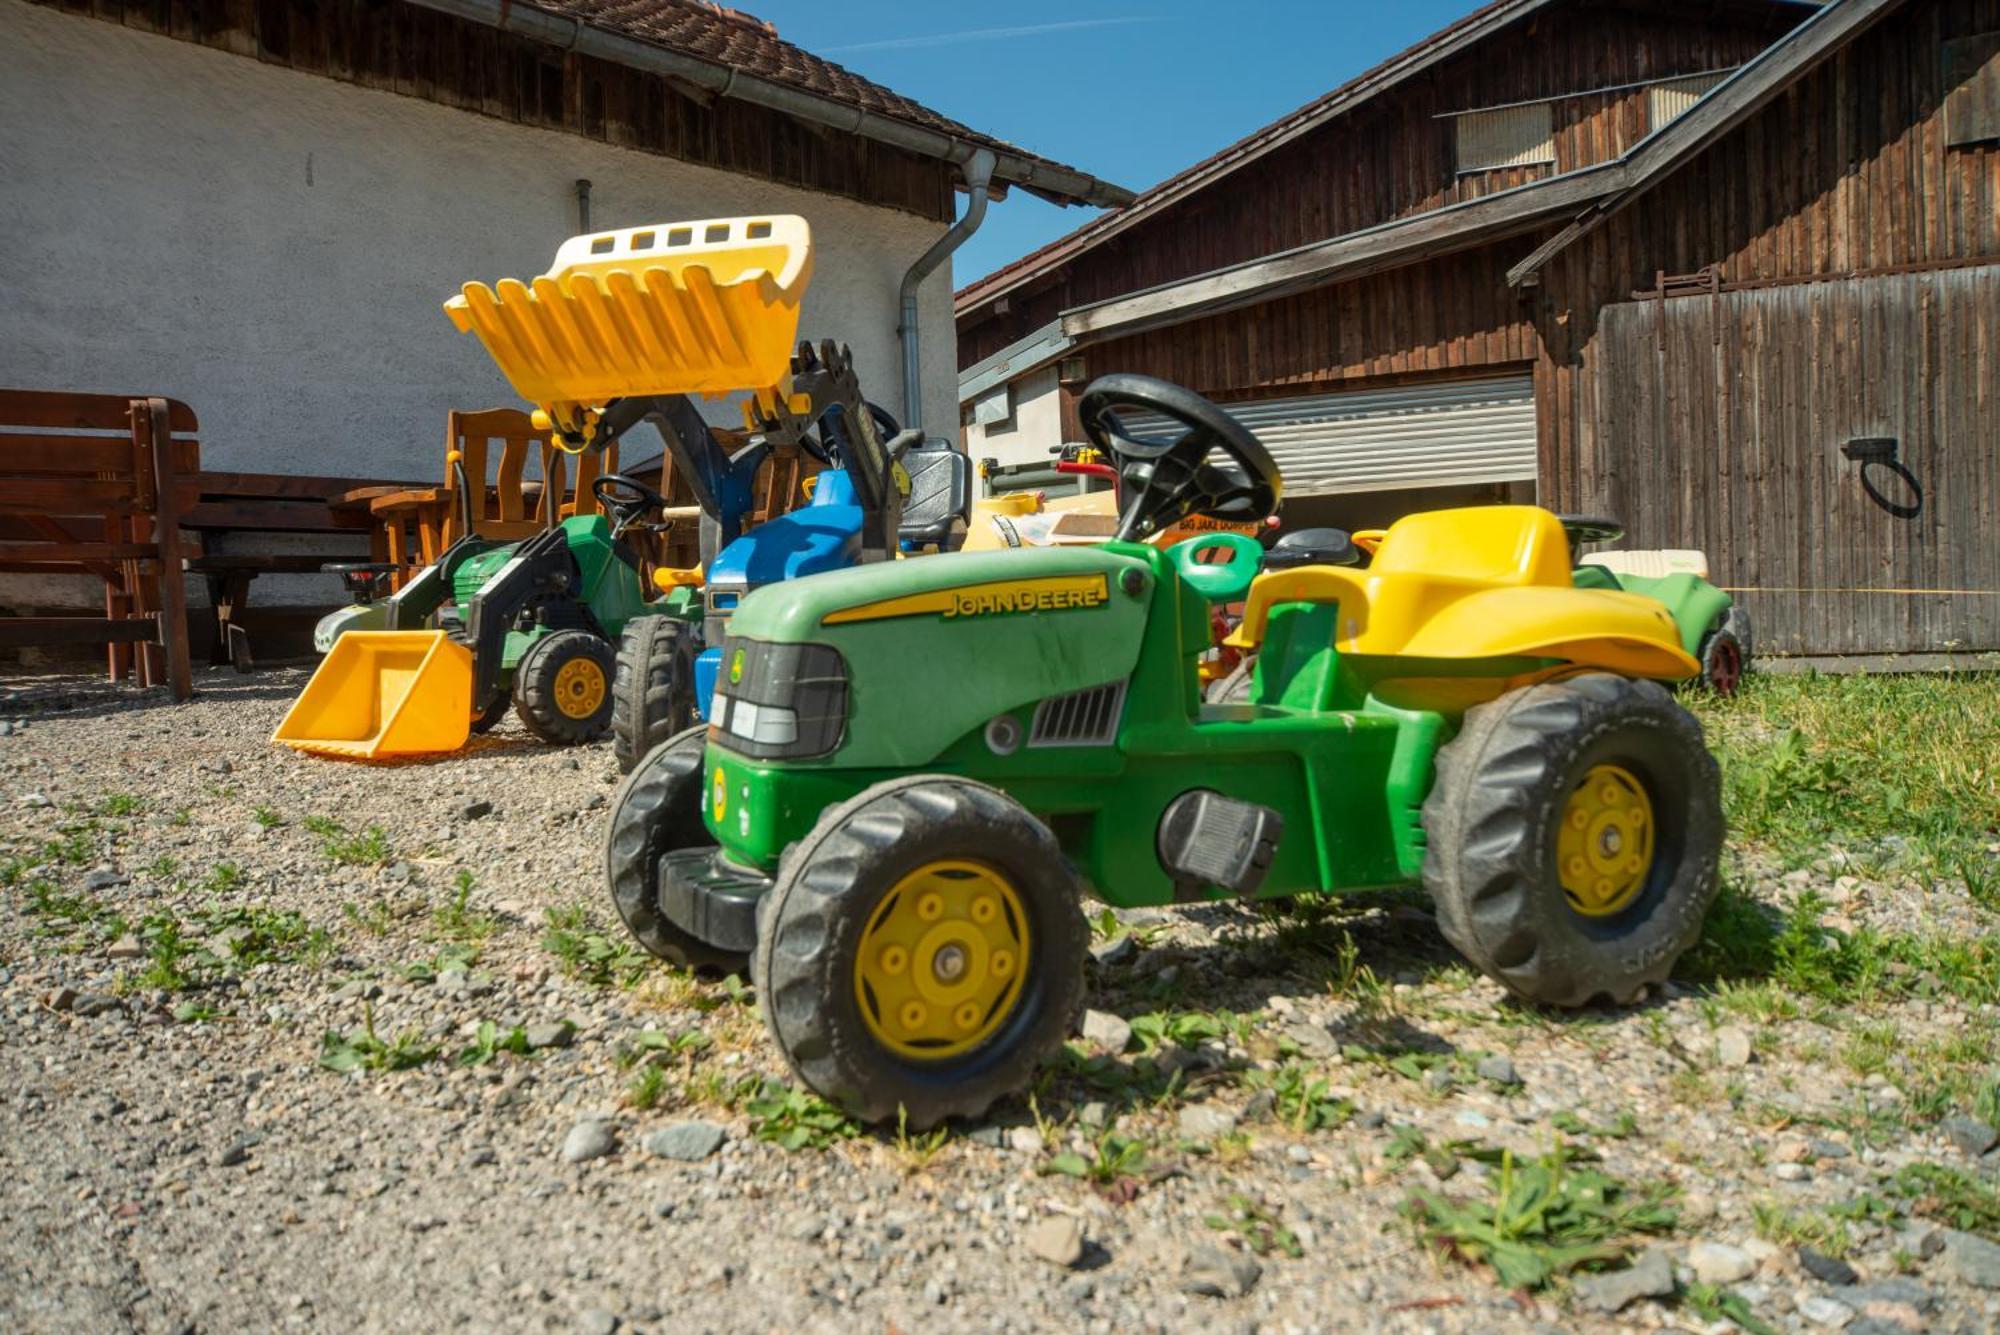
<box><xmin>0</xmin><ymin>0</ymin><xmax>961</xmax><ymax>605</ymax></box>
<box><xmin>961</xmin><ymin>365</ymin><xmax>1067</xmax><ymax>478</ymax></box>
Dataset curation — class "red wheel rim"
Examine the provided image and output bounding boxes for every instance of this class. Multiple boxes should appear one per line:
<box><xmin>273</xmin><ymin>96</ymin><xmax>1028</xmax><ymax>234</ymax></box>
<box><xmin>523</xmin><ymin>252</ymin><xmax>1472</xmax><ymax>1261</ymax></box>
<box><xmin>1707</xmin><ymin>639</ymin><xmax>1743</xmax><ymax>696</ymax></box>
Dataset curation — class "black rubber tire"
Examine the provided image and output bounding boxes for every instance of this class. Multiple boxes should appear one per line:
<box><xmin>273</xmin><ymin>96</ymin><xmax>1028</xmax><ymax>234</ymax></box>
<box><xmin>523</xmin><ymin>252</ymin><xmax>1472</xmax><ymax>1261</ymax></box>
<box><xmin>512</xmin><ymin>630</ymin><xmax>616</xmax><ymax>745</ymax></box>
<box><xmin>753</xmin><ymin>776</ymin><xmax>1088</xmax><ymax>1128</ymax></box>
<box><xmin>602</xmin><ymin>725</ymin><xmax>746</xmax><ymax>975</ymax></box>
<box><xmin>1696</xmin><ymin>606</ymin><xmax>1753</xmax><ymax>697</ymax></box>
<box><xmin>469</xmin><ymin>692</ymin><xmax>512</xmax><ymax>735</ymax></box>
<box><xmin>1421</xmin><ymin>673</ymin><xmax>1723</xmax><ymax>1007</ymax></box>
<box><xmin>611</xmin><ymin>616</ymin><xmax>697</xmax><ymax>774</ymax></box>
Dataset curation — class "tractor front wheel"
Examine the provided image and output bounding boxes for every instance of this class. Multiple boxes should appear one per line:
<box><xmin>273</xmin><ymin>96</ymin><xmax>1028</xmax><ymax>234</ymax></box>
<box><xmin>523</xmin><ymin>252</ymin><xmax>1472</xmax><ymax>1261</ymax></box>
<box><xmin>611</xmin><ymin>616</ymin><xmax>697</xmax><ymax>774</ymax></box>
<box><xmin>514</xmin><ymin>630</ymin><xmax>616</xmax><ymax>744</ymax></box>
<box><xmin>753</xmin><ymin>777</ymin><xmax>1088</xmax><ymax>1128</ymax></box>
<box><xmin>603</xmin><ymin>725</ymin><xmax>746</xmax><ymax>975</ymax></box>
<box><xmin>1697</xmin><ymin>606</ymin><xmax>1753</xmax><ymax>697</ymax></box>
<box><xmin>1422</xmin><ymin>673</ymin><xmax>1721</xmax><ymax>1007</ymax></box>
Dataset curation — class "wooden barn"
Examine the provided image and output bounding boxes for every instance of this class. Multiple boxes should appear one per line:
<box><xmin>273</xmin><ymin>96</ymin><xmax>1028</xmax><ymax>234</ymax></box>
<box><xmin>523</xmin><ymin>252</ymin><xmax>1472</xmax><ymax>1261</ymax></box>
<box><xmin>957</xmin><ymin>0</ymin><xmax>2000</xmax><ymax>661</ymax></box>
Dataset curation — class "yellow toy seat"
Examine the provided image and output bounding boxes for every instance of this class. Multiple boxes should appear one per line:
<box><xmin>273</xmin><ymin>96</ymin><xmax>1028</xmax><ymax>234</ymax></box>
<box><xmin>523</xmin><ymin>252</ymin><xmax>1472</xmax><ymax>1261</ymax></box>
<box><xmin>1228</xmin><ymin>506</ymin><xmax>1698</xmax><ymax>679</ymax></box>
<box><xmin>445</xmin><ymin>215</ymin><xmax>813</xmax><ymax>419</ymax></box>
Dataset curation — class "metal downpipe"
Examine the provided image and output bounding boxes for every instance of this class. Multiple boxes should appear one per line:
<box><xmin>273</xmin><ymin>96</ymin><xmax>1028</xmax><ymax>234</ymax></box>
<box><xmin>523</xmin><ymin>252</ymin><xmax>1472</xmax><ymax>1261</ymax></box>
<box><xmin>897</xmin><ymin>149</ymin><xmax>997</xmax><ymax>432</ymax></box>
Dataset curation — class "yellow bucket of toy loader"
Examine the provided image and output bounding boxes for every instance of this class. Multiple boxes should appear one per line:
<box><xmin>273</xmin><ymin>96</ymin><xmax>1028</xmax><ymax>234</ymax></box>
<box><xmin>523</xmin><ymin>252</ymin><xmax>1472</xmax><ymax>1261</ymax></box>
<box><xmin>445</xmin><ymin>215</ymin><xmax>814</xmax><ymax>410</ymax></box>
<box><xmin>272</xmin><ymin>631</ymin><xmax>475</xmax><ymax>759</ymax></box>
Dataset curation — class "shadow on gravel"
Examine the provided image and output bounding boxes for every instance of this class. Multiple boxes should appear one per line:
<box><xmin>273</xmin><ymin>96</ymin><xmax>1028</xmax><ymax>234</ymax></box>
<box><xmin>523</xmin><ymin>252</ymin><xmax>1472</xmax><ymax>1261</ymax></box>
<box><xmin>1</xmin><ymin>669</ymin><xmax>307</xmax><ymax>724</ymax></box>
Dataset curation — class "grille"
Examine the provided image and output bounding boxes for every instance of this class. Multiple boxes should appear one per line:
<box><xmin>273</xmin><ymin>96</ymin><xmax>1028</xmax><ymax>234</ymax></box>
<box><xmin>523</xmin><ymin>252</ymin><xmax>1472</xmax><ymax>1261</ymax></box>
<box><xmin>1028</xmin><ymin>680</ymin><xmax>1127</xmax><ymax>748</ymax></box>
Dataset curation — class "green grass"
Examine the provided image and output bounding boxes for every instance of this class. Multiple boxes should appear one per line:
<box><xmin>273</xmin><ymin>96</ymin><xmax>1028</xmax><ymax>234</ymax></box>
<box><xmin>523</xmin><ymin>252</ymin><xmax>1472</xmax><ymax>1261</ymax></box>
<box><xmin>1205</xmin><ymin>1193</ymin><xmax>1303</xmax><ymax>1258</ymax></box>
<box><xmin>1893</xmin><ymin>1162</ymin><xmax>2000</xmax><ymax>1240</ymax></box>
<box><xmin>626</xmin><ymin>1064</ymin><xmax>671</xmax><ymax>1110</ymax></box>
<box><xmin>1242</xmin><ymin>1063</ymin><xmax>1355</xmax><ymax>1133</ymax></box>
<box><xmin>456</xmin><ymin>1020</ymin><xmax>531</xmax><ymax>1067</ymax></box>
<box><xmin>118</xmin><ymin>905</ymin><xmax>330</xmax><ymax>993</ymax></box>
<box><xmin>98</xmin><ymin>793</ymin><xmax>143</xmax><ymax>816</ymax></box>
<box><xmin>1402</xmin><ymin>1143</ymin><xmax>1677</xmax><ymax>1291</ymax></box>
<box><xmin>202</xmin><ymin>862</ymin><xmax>245</xmax><ymax>895</ymax></box>
<box><xmin>739</xmin><ymin>1079</ymin><xmax>858</xmax><ymax>1151</ymax></box>
<box><xmin>1042</xmin><ymin>1125</ymin><xmax>1151</xmax><ymax>1189</ymax></box>
<box><xmin>1690</xmin><ymin>672</ymin><xmax>2000</xmax><ymax>882</ymax></box>
<box><xmin>432</xmin><ymin>871</ymin><xmax>497</xmax><ymax>942</ymax></box>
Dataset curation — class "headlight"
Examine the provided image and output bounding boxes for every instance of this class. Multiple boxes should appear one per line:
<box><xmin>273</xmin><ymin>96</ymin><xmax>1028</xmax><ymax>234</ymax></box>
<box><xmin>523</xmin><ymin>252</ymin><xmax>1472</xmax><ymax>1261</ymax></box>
<box><xmin>709</xmin><ymin>637</ymin><xmax>847</xmax><ymax>760</ymax></box>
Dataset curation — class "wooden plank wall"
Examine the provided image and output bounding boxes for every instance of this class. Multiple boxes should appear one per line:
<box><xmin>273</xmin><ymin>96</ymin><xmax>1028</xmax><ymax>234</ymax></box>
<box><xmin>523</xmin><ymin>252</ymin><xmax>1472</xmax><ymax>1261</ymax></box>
<box><xmin>961</xmin><ymin>0</ymin><xmax>1802</xmax><ymax>364</ymax></box>
<box><xmin>1588</xmin><ymin>268</ymin><xmax>1999</xmax><ymax>655</ymax></box>
<box><xmin>28</xmin><ymin>0</ymin><xmax>955</xmax><ymax>224</ymax></box>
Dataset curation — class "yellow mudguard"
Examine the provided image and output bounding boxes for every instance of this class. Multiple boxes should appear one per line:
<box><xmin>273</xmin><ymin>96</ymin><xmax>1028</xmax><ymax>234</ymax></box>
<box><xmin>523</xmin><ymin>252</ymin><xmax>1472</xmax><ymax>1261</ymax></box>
<box><xmin>273</xmin><ymin>631</ymin><xmax>475</xmax><ymax>759</ymax></box>
<box><xmin>444</xmin><ymin>216</ymin><xmax>813</xmax><ymax>413</ymax></box>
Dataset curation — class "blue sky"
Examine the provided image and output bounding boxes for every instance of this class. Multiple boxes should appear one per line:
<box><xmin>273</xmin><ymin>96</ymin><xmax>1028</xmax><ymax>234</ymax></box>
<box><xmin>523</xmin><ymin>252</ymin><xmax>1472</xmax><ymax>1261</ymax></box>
<box><xmin>756</xmin><ymin>1</ymin><xmax>1478</xmax><ymax>285</ymax></box>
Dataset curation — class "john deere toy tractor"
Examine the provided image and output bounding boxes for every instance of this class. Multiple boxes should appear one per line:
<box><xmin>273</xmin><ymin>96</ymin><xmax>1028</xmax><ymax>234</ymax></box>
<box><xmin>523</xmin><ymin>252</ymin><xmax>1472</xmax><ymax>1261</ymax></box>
<box><xmin>605</xmin><ymin>373</ymin><xmax>1723</xmax><ymax>1127</ymax></box>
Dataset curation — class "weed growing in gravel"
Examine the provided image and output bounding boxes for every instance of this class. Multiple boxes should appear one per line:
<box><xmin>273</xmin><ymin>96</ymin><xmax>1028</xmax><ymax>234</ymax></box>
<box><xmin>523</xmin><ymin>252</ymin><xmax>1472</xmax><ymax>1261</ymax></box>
<box><xmin>309</xmin><ymin>819</ymin><xmax>392</xmax><ymax>867</ymax></box>
<box><xmin>342</xmin><ymin>897</ymin><xmax>408</xmax><ymax>935</ymax></box>
<box><xmin>1242</xmin><ymin>1063</ymin><xmax>1354</xmax><ymax>1132</ymax></box>
<box><xmin>1681</xmin><ymin>1282</ymin><xmax>1775</xmax><ymax>1335</ymax></box>
<box><xmin>1044</xmin><ymin>1126</ymin><xmax>1150</xmax><ymax>1191</ymax></box>
<box><xmin>1129</xmin><ymin>1008</ymin><xmax>1254</xmax><ymax>1053</ymax></box>
<box><xmin>117</xmin><ymin>905</ymin><xmax>329</xmax><ymax>993</ymax></box>
<box><xmin>616</xmin><ymin>1028</ymin><xmax>711</xmax><ymax>1069</ymax></box>
<box><xmin>1752</xmin><ymin>1194</ymin><xmax>1899</xmax><ymax>1259</ymax></box>
<box><xmin>432</xmin><ymin>871</ymin><xmax>497</xmax><ymax>943</ymax></box>
<box><xmin>1548</xmin><ymin>1109</ymin><xmax>1639</xmax><ymax>1140</ymax></box>
<box><xmin>203</xmin><ymin>862</ymin><xmax>245</xmax><ymax>895</ymax></box>
<box><xmin>144</xmin><ymin>854</ymin><xmax>177</xmax><ymax>880</ymax></box>
<box><xmin>625</xmin><ymin>1065</ymin><xmax>670</xmax><ymax>1110</ymax></box>
<box><xmin>42</xmin><ymin>826</ymin><xmax>94</xmax><ymax>866</ymax></box>
<box><xmin>891</xmin><ymin>1105</ymin><xmax>950</xmax><ymax>1171</ymax></box>
<box><xmin>542</xmin><ymin>905</ymin><xmax>648</xmax><ymax>988</ymax></box>
<box><xmin>740</xmin><ymin>1079</ymin><xmax>859</xmax><ymax>1151</ymax></box>
<box><xmin>1204</xmin><ymin>1193</ymin><xmax>1302</xmax><ymax>1258</ymax></box>
<box><xmin>98</xmin><ymin>793</ymin><xmax>142</xmax><ymax>816</ymax></box>
<box><xmin>456</xmin><ymin>1021</ymin><xmax>531</xmax><ymax>1067</ymax></box>
<box><xmin>23</xmin><ymin>881</ymin><xmax>125</xmax><ymax>946</ymax></box>
<box><xmin>252</xmin><ymin>805</ymin><xmax>284</xmax><ymax>829</ymax></box>
<box><xmin>1402</xmin><ymin>1142</ymin><xmax>1677</xmax><ymax>1290</ymax></box>
<box><xmin>401</xmin><ymin>945</ymin><xmax>478</xmax><ymax>982</ymax></box>
<box><xmin>320</xmin><ymin>1004</ymin><xmax>437</xmax><ymax>1072</ymax></box>
<box><xmin>1893</xmin><ymin>1162</ymin><xmax>2000</xmax><ymax>1240</ymax></box>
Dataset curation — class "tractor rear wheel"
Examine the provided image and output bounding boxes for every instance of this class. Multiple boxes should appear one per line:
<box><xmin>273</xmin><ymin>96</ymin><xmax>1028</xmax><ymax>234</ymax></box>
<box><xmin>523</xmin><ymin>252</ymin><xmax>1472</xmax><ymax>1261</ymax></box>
<box><xmin>611</xmin><ymin>616</ymin><xmax>697</xmax><ymax>774</ymax></box>
<box><xmin>753</xmin><ymin>777</ymin><xmax>1088</xmax><ymax>1128</ymax></box>
<box><xmin>603</xmin><ymin>725</ymin><xmax>746</xmax><ymax>975</ymax></box>
<box><xmin>1421</xmin><ymin>673</ymin><xmax>1721</xmax><ymax>1007</ymax></box>
<box><xmin>514</xmin><ymin>630</ymin><xmax>616</xmax><ymax>744</ymax></box>
<box><xmin>1697</xmin><ymin>606</ymin><xmax>1753</xmax><ymax>697</ymax></box>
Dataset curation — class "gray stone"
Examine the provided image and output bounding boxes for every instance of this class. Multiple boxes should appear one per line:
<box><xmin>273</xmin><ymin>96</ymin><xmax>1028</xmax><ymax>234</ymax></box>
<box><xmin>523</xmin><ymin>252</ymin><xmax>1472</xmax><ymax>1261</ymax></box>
<box><xmin>1078</xmin><ymin>1009</ymin><xmax>1131</xmax><ymax>1053</ymax></box>
<box><xmin>576</xmin><ymin>1309</ymin><xmax>619</xmax><ymax>1335</ymax></box>
<box><xmin>1574</xmin><ymin>1250</ymin><xmax>1675</xmax><ymax>1313</ymax></box>
<box><xmin>72</xmin><ymin>993</ymin><xmax>121</xmax><ymax>1017</ymax></box>
<box><xmin>45</xmin><ymin>986</ymin><xmax>77</xmax><ymax>1012</ymax></box>
<box><xmin>215</xmin><ymin>1139</ymin><xmax>253</xmax><ymax>1167</ymax></box>
<box><xmin>1022</xmin><ymin>1214</ymin><xmax>1084</xmax><ymax>1268</ymax></box>
<box><xmin>1716</xmin><ymin>1026</ymin><xmax>1754</xmax><ymax>1067</ymax></box>
<box><xmin>1005</xmin><ymin>1126</ymin><xmax>1043</xmax><ymax>1155</ymax></box>
<box><xmin>1940</xmin><ymin>1116</ymin><xmax>1999</xmax><ymax>1159</ymax></box>
<box><xmin>525</xmin><ymin>1021</ymin><xmax>575</xmax><ymax>1051</ymax></box>
<box><xmin>1077</xmin><ymin>1102</ymin><xmax>1109</xmax><ymax>1130</ymax></box>
<box><xmin>1774</xmin><ymin>1162</ymin><xmax>1812</xmax><ymax>1182</ymax></box>
<box><xmin>1797</xmin><ymin>1294</ymin><xmax>1856</xmax><ymax>1328</ymax></box>
<box><xmin>1180</xmin><ymin>1244</ymin><xmax>1262</xmax><ymax>1298</ymax></box>
<box><xmin>1799</xmin><ymin>1247</ymin><xmax>1859</xmax><ymax>1286</ymax></box>
<box><xmin>84</xmin><ymin>869</ymin><xmax>129</xmax><ymax>891</ymax></box>
<box><xmin>1474</xmin><ymin>1054</ymin><xmax>1521</xmax><ymax>1087</ymax></box>
<box><xmin>561</xmin><ymin>1120</ymin><xmax>616</xmax><ymax>1164</ymax></box>
<box><xmin>1688</xmin><ymin>1240</ymin><xmax>1756</xmax><ymax>1285</ymax></box>
<box><xmin>1089</xmin><ymin>935</ymin><xmax>1136</xmax><ymax>968</ymax></box>
<box><xmin>1941</xmin><ymin>1229</ymin><xmax>2000</xmax><ymax>1289</ymax></box>
<box><xmin>644</xmin><ymin>1121</ymin><xmax>725</xmax><ymax>1162</ymax></box>
<box><xmin>966</xmin><ymin>1126</ymin><xmax>1005</xmax><ymax>1148</ymax></box>
<box><xmin>1279</xmin><ymin>1020</ymin><xmax>1340</xmax><ymax>1059</ymax></box>
<box><xmin>19</xmin><ymin>792</ymin><xmax>50</xmax><ymax>808</ymax></box>
<box><xmin>104</xmin><ymin>935</ymin><xmax>144</xmax><ymax>961</ymax></box>
<box><xmin>1177</xmin><ymin>1104</ymin><xmax>1238</xmax><ymax>1141</ymax></box>
<box><xmin>1807</xmin><ymin>1137</ymin><xmax>1852</xmax><ymax>1160</ymax></box>
<box><xmin>459</xmin><ymin>799</ymin><xmax>494</xmax><ymax>820</ymax></box>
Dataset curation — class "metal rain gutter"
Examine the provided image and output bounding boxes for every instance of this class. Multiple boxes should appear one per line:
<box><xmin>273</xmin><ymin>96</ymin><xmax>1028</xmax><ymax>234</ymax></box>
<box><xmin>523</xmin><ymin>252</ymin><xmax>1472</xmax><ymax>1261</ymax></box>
<box><xmin>897</xmin><ymin>150</ymin><xmax>995</xmax><ymax>432</ymax></box>
<box><xmin>402</xmin><ymin>0</ymin><xmax>1133</xmax><ymax>209</ymax></box>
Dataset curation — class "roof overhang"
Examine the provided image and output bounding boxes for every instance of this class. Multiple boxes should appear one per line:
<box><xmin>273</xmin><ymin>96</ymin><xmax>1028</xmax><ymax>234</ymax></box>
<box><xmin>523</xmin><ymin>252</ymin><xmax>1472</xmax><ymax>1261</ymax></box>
<box><xmin>402</xmin><ymin>0</ymin><xmax>1135</xmax><ymax>208</ymax></box>
<box><xmin>1055</xmin><ymin>0</ymin><xmax>1902</xmax><ymax>344</ymax></box>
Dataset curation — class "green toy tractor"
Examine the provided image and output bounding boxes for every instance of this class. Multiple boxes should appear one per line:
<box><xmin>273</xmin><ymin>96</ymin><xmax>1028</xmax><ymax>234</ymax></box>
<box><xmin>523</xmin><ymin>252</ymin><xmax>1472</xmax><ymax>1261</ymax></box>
<box><xmin>605</xmin><ymin>373</ymin><xmax>1725</xmax><ymax>1127</ymax></box>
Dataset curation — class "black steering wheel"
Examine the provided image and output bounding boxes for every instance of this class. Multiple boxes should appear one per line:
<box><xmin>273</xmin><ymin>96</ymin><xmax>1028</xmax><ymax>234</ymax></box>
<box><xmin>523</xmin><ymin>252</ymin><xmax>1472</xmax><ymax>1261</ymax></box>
<box><xmin>593</xmin><ymin>472</ymin><xmax>672</xmax><ymax>535</ymax></box>
<box><xmin>1077</xmin><ymin>374</ymin><xmax>1281</xmax><ymax>542</ymax></box>
<box><xmin>1557</xmin><ymin>514</ymin><xmax>1625</xmax><ymax>556</ymax></box>
<box><xmin>805</xmin><ymin>400</ymin><xmax>901</xmax><ymax>467</ymax></box>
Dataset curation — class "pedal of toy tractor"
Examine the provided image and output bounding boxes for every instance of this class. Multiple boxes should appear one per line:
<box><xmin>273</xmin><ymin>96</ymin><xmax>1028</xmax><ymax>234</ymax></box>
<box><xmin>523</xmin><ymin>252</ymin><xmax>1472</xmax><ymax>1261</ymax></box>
<box><xmin>1156</xmin><ymin>790</ymin><xmax>1283</xmax><ymax>900</ymax></box>
<box><xmin>658</xmin><ymin>849</ymin><xmax>771</xmax><ymax>954</ymax></box>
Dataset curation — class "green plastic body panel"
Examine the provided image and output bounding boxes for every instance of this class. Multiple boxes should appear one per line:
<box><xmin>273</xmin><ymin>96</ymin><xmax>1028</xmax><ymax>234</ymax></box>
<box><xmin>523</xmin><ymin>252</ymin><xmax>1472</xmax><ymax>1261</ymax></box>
<box><xmin>442</xmin><ymin>515</ymin><xmax>666</xmax><ymax>675</ymax></box>
<box><xmin>1572</xmin><ymin>565</ymin><xmax>1732</xmax><ymax>658</ymax></box>
<box><xmin>701</xmin><ymin>542</ymin><xmax>1463</xmax><ymax>908</ymax></box>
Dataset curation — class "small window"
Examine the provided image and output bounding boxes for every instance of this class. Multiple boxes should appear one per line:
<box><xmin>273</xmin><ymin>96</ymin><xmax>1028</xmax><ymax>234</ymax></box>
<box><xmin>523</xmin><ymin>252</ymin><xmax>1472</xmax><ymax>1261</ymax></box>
<box><xmin>667</xmin><ymin>227</ymin><xmax>693</xmax><ymax>246</ymax></box>
<box><xmin>704</xmin><ymin>224</ymin><xmax>730</xmax><ymax>243</ymax></box>
<box><xmin>1647</xmin><ymin>72</ymin><xmax>1729</xmax><ymax>132</ymax></box>
<box><xmin>589</xmin><ymin>237</ymin><xmax>615</xmax><ymax>254</ymax></box>
<box><xmin>1944</xmin><ymin>34</ymin><xmax>2000</xmax><ymax>148</ymax></box>
<box><xmin>1057</xmin><ymin>355</ymin><xmax>1088</xmax><ymax>384</ymax></box>
<box><xmin>1453</xmin><ymin>103</ymin><xmax>1554</xmax><ymax>173</ymax></box>
<box><xmin>746</xmin><ymin>220</ymin><xmax>773</xmax><ymax>239</ymax></box>
<box><xmin>971</xmin><ymin>384</ymin><xmax>1013</xmax><ymax>431</ymax></box>
<box><xmin>630</xmin><ymin>231</ymin><xmax>655</xmax><ymax>250</ymax></box>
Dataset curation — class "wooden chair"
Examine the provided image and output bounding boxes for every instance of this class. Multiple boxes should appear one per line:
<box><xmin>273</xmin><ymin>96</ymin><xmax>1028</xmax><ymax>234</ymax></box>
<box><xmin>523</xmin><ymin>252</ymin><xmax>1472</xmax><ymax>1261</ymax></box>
<box><xmin>367</xmin><ymin>410</ymin><xmax>623</xmax><ymax>575</ymax></box>
<box><xmin>0</xmin><ymin>391</ymin><xmax>196</xmax><ymax>698</ymax></box>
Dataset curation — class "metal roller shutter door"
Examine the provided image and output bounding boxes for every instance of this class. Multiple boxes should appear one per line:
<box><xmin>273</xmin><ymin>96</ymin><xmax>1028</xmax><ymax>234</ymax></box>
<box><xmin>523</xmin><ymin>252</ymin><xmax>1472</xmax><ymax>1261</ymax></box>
<box><xmin>1121</xmin><ymin>374</ymin><xmax>1537</xmax><ymax>497</ymax></box>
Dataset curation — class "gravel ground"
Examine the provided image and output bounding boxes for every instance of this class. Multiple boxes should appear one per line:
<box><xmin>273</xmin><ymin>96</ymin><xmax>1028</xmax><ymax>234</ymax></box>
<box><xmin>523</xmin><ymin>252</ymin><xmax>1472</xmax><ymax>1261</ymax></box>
<box><xmin>2</xmin><ymin>667</ymin><xmax>1998</xmax><ymax>1334</ymax></box>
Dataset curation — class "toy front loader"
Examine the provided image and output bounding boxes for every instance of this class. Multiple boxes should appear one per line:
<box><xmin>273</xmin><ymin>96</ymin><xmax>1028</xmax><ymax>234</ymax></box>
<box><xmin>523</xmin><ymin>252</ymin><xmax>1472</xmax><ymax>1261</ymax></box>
<box><xmin>275</xmin><ymin>216</ymin><xmax>819</xmax><ymax>758</ymax></box>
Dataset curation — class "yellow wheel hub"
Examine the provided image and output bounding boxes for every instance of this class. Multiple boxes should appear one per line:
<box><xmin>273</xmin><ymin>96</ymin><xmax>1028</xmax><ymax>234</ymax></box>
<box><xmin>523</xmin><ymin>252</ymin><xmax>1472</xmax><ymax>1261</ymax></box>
<box><xmin>1557</xmin><ymin>763</ymin><xmax>1656</xmax><ymax>917</ymax></box>
<box><xmin>551</xmin><ymin>656</ymin><xmax>606</xmax><ymax>720</ymax></box>
<box><xmin>853</xmin><ymin>859</ymin><xmax>1029</xmax><ymax>1061</ymax></box>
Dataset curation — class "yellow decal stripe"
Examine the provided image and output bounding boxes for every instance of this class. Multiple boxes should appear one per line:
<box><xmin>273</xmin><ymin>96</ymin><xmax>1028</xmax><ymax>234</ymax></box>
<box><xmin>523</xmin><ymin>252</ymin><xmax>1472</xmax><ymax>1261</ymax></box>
<box><xmin>823</xmin><ymin>574</ymin><xmax>1111</xmax><ymax>626</ymax></box>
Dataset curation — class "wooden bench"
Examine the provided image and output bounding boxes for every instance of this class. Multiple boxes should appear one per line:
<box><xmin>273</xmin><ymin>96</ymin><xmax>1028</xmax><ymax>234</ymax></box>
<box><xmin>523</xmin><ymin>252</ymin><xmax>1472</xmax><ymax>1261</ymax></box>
<box><xmin>180</xmin><ymin>470</ymin><xmax>425</xmax><ymax>670</ymax></box>
<box><xmin>0</xmin><ymin>390</ymin><xmax>197</xmax><ymax>698</ymax></box>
